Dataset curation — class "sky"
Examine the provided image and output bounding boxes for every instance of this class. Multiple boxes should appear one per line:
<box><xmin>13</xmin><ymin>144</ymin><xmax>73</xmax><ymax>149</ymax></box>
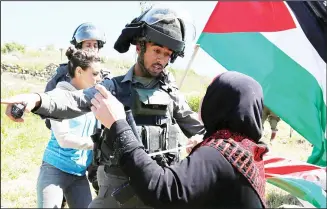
<box><xmin>1</xmin><ymin>1</ymin><xmax>227</xmax><ymax>78</ymax></box>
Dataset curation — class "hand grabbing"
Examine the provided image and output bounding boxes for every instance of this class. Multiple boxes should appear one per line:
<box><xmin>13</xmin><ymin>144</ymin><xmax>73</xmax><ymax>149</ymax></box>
<box><xmin>90</xmin><ymin>84</ymin><xmax>126</xmax><ymax>129</ymax></box>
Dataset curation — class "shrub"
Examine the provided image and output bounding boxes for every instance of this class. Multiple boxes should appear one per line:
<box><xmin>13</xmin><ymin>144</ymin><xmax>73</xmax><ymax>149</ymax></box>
<box><xmin>1</xmin><ymin>42</ymin><xmax>26</xmax><ymax>54</ymax></box>
<box><xmin>186</xmin><ymin>94</ymin><xmax>202</xmax><ymax>112</ymax></box>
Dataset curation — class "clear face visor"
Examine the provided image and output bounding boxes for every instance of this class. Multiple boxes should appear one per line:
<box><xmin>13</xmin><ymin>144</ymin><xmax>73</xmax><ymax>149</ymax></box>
<box><xmin>139</xmin><ymin>4</ymin><xmax>196</xmax><ymax>43</ymax></box>
<box><xmin>74</xmin><ymin>26</ymin><xmax>106</xmax><ymax>44</ymax></box>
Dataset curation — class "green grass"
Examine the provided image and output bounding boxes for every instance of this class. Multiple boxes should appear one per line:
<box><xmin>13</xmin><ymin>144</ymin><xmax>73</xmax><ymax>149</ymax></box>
<box><xmin>1</xmin><ymin>87</ymin><xmax>51</xmax><ymax>208</ymax></box>
<box><xmin>266</xmin><ymin>183</ymin><xmax>303</xmax><ymax>208</ymax></box>
<box><xmin>1</xmin><ymin>50</ymin><xmax>313</xmax><ymax>208</ymax></box>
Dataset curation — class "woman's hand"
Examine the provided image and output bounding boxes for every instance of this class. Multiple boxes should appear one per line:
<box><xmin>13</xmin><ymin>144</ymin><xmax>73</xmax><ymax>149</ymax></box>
<box><xmin>186</xmin><ymin>134</ymin><xmax>204</xmax><ymax>154</ymax></box>
<box><xmin>1</xmin><ymin>93</ymin><xmax>41</xmax><ymax>122</ymax></box>
<box><xmin>90</xmin><ymin>84</ymin><xmax>126</xmax><ymax>129</ymax></box>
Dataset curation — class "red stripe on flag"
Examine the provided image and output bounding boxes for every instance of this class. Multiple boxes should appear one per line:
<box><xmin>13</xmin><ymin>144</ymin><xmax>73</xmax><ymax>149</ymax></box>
<box><xmin>263</xmin><ymin>155</ymin><xmax>326</xmax><ymax>185</ymax></box>
<box><xmin>264</xmin><ymin>155</ymin><xmax>323</xmax><ymax>174</ymax></box>
<box><xmin>265</xmin><ymin>165</ymin><xmax>321</xmax><ymax>175</ymax></box>
<box><xmin>203</xmin><ymin>2</ymin><xmax>296</xmax><ymax>33</ymax></box>
<box><xmin>263</xmin><ymin>156</ymin><xmax>286</xmax><ymax>164</ymax></box>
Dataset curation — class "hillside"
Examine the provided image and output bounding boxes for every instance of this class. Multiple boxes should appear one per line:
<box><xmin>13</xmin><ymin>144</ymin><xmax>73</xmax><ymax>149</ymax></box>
<box><xmin>1</xmin><ymin>48</ymin><xmax>212</xmax><ymax>95</ymax></box>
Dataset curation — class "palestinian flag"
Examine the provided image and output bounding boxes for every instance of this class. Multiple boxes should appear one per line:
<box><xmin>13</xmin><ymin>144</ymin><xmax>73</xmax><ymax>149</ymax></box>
<box><xmin>197</xmin><ymin>1</ymin><xmax>327</xmax><ymax>166</ymax></box>
<box><xmin>264</xmin><ymin>154</ymin><xmax>326</xmax><ymax>208</ymax></box>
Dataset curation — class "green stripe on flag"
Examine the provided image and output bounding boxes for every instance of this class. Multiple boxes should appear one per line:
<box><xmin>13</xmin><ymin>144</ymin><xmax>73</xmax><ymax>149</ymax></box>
<box><xmin>197</xmin><ymin>32</ymin><xmax>326</xmax><ymax>166</ymax></box>
<box><xmin>267</xmin><ymin>177</ymin><xmax>327</xmax><ymax>208</ymax></box>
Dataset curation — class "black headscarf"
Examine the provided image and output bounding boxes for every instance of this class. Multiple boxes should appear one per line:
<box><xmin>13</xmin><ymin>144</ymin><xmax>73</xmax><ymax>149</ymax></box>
<box><xmin>201</xmin><ymin>71</ymin><xmax>264</xmax><ymax>142</ymax></box>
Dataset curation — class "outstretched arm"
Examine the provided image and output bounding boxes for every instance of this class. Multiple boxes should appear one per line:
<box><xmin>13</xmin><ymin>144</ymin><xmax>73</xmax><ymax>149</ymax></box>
<box><xmin>32</xmin><ymin>79</ymin><xmax>114</xmax><ymax>120</ymax></box>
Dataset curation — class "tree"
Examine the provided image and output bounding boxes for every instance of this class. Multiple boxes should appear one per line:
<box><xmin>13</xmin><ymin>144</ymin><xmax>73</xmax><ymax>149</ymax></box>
<box><xmin>1</xmin><ymin>42</ymin><xmax>25</xmax><ymax>54</ymax></box>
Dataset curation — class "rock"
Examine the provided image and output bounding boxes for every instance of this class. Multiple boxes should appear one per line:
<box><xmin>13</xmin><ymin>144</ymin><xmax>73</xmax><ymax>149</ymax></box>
<box><xmin>1</xmin><ymin>62</ymin><xmax>59</xmax><ymax>81</ymax></box>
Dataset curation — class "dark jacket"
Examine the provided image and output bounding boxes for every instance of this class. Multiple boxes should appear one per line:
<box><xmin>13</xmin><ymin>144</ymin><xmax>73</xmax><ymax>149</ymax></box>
<box><xmin>107</xmin><ymin>119</ymin><xmax>263</xmax><ymax>209</ymax></box>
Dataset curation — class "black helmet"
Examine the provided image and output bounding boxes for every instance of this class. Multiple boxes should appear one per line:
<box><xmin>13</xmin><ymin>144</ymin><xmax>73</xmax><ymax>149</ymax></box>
<box><xmin>114</xmin><ymin>5</ymin><xmax>196</xmax><ymax>63</ymax></box>
<box><xmin>70</xmin><ymin>22</ymin><xmax>106</xmax><ymax>49</ymax></box>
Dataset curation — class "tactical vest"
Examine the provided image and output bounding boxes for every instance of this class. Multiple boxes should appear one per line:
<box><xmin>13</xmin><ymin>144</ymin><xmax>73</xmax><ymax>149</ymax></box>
<box><xmin>110</xmin><ymin>75</ymin><xmax>181</xmax><ymax>166</ymax></box>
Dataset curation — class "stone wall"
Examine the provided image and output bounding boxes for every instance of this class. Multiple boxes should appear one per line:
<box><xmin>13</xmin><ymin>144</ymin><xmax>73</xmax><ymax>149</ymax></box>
<box><xmin>1</xmin><ymin>63</ymin><xmax>59</xmax><ymax>81</ymax></box>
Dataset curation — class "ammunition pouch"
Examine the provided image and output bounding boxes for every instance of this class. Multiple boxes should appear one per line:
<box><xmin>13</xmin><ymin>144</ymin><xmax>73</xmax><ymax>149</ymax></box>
<box><xmin>91</xmin><ymin>128</ymin><xmax>103</xmax><ymax>166</ymax></box>
<box><xmin>100</xmin><ymin>76</ymin><xmax>183</xmax><ymax>206</ymax></box>
<box><xmin>133</xmin><ymin>87</ymin><xmax>170</xmax><ymax>116</ymax></box>
<box><xmin>132</xmin><ymin>87</ymin><xmax>181</xmax><ymax>166</ymax></box>
<box><xmin>91</xmin><ymin>126</ymin><xmax>119</xmax><ymax>168</ymax></box>
<box><xmin>100</xmin><ymin>128</ymin><xmax>120</xmax><ymax>167</ymax></box>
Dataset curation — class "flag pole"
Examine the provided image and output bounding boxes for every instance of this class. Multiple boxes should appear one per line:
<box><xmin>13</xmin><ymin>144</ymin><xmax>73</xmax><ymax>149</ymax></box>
<box><xmin>289</xmin><ymin>127</ymin><xmax>293</xmax><ymax>138</ymax></box>
<box><xmin>178</xmin><ymin>44</ymin><xmax>200</xmax><ymax>89</ymax></box>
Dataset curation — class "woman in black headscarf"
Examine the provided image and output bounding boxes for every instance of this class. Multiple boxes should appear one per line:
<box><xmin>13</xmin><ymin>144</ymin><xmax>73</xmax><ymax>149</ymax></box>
<box><xmin>90</xmin><ymin>71</ymin><xmax>269</xmax><ymax>208</ymax></box>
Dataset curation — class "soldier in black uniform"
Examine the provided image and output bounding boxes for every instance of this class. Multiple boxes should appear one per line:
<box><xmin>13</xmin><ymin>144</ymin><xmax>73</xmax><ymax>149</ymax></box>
<box><xmin>45</xmin><ymin>22</ymin><xmax>110</xmax><ymax>94</ymax></box>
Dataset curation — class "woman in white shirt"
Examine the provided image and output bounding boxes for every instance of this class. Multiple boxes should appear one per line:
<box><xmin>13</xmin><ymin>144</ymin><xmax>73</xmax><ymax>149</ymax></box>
<box><xmin>37</xmin><ymin>46</ymin><xmax>102</xmax><ymax>208</ymax></box>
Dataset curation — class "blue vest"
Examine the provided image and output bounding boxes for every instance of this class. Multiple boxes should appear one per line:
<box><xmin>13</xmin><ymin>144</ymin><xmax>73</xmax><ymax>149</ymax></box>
<box><xmin>43</xmin><ymin>112</ymin><xmax>96</xmax><ymax>176</ymax></box>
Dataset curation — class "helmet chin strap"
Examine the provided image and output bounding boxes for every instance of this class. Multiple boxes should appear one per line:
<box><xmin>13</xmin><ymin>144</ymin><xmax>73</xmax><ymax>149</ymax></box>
<box><xmin>137</xmin><ymin>41</ymin><xmax>153</xmax><ymax>78</ymax></box>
